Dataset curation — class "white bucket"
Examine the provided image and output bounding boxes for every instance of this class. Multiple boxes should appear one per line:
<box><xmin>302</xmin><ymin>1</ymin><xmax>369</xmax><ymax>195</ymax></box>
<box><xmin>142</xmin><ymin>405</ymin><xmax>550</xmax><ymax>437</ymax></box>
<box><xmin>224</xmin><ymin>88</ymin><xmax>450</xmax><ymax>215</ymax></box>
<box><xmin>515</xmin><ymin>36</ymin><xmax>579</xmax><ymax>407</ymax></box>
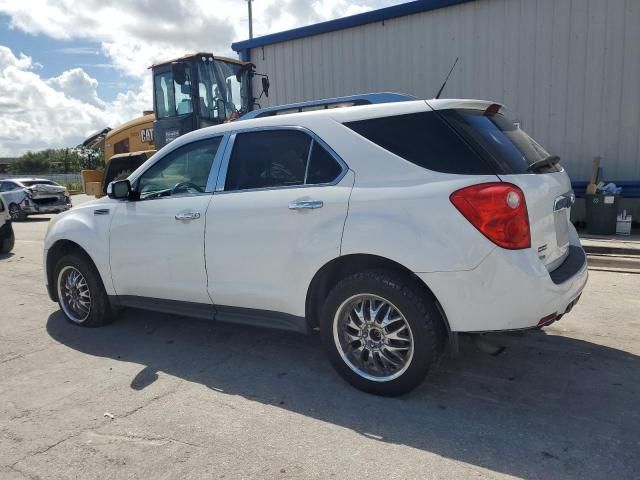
<box><xmin>616</xmin><ymin>211</ymin><xmax>632</xmax><ymax>236</ymax></box>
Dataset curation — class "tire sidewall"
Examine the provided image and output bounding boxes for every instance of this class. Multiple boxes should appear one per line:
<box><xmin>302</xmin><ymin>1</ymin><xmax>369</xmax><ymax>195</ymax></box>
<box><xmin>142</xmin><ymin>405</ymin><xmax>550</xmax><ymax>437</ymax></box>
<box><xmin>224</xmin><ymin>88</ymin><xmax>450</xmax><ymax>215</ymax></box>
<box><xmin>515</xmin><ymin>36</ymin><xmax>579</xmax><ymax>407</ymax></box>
<box><xmin>1</xmin><ymin>230</ymin><xmax>15</xmax><ymax>254</ymax></box>
<box><xmin>9</xmin><ymin>204</ymin><xmax>25</xmax><ymax>221</ymax></box>
<box><xmin>320</xmin><ymin>271</ymin><xmax>441</xmax><ymax>396</ymax></box>
<box><xmin>54</xmin><ymin>254</ymin><xmax>111</xmax><ymax>327</ymax></box>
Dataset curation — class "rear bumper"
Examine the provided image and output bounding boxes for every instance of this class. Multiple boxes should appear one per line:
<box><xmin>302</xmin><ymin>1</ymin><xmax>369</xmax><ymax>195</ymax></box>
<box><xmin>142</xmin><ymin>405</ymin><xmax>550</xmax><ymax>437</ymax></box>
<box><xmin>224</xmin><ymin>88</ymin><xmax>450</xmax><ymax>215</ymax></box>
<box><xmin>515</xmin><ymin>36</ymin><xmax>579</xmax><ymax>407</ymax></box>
<box><xmin>21</xmin><ymin>199</ymin><xmax>71</xmax><ymax>215</ymax></box>
<box><xmin>417</xmin><ymin>231</ymin><xmax>588</xmax><ymax>332</ymax></box>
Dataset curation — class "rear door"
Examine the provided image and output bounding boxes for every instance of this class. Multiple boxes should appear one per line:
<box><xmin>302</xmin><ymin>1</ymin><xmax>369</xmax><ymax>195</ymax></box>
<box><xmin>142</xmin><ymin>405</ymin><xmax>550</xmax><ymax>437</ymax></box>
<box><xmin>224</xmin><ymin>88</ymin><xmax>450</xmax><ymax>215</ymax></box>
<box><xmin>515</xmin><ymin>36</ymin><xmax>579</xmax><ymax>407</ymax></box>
<box><xmin>439</xmin><ymin>108</ymin><xmax>574</xmax><ymax>269</ymax></box>
<box><xmin>205</xmin><ymin>127</ymin><xmax>353</xmax><ymax>319</ymax></box>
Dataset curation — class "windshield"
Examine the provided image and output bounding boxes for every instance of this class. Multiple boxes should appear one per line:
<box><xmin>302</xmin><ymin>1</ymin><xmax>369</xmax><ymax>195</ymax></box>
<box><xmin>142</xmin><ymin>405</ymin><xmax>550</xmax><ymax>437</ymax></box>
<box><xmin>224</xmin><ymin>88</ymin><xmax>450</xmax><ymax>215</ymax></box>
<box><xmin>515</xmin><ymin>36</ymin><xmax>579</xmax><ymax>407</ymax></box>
<box><xmin>440</xmin><ymin>109</ymin><xmax>560</xmax><ymax>174</ymax></box>
<box><xmin>197</xmin><ymin>58</ymin><xmax>247</xmax><ymax>123</ymax></box>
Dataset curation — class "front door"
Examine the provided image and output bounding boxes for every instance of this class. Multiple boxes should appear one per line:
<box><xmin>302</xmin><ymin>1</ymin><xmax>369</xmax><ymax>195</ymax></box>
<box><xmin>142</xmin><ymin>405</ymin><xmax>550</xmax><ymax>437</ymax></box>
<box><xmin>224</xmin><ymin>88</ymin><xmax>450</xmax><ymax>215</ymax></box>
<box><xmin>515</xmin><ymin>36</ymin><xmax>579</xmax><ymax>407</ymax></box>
<box><xmin>205</xmin><ymin>128</ymin><xmax>353</xmax><ymax>321</ymax></box>
<box><xmin>110</xmin><ymin>136</ymin><xmax>223</xmax><ymax>305</ymax></box>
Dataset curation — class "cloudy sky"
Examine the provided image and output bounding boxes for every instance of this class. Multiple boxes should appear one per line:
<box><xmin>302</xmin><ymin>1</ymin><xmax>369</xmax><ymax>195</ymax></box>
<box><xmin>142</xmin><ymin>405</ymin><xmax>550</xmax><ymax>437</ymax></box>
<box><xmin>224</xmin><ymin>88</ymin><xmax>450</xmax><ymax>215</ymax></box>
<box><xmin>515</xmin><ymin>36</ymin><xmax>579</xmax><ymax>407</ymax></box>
<box><xmin>0</xmin><ymin>0</ymin><xmax>400</xmax><ymax>156</ymax></box>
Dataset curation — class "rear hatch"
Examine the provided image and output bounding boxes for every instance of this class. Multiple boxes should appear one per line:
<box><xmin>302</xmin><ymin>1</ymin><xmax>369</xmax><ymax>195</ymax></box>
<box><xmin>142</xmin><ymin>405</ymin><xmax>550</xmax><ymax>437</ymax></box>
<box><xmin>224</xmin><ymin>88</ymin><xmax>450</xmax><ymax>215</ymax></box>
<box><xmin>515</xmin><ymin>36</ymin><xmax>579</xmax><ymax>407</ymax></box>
<box><xmin>23</xmin><ymin>181</ymin><xmax>68</xmax><ymax>205</ymax></box>
<box><xmin>435</xmin><ymin>105</ymin><xmax>574</xmax><ymax>270</ymax></box>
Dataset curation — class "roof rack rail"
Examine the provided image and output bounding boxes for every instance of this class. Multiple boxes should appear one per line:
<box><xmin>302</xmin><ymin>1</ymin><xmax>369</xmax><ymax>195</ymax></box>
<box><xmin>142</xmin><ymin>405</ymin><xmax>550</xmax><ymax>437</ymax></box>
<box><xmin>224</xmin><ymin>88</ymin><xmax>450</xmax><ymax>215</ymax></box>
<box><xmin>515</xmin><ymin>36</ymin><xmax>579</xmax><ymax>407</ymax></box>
<box><xmin>240</xmin><ymin>92</ymin><xmax>416</xmax><ymax>120</ymax></box>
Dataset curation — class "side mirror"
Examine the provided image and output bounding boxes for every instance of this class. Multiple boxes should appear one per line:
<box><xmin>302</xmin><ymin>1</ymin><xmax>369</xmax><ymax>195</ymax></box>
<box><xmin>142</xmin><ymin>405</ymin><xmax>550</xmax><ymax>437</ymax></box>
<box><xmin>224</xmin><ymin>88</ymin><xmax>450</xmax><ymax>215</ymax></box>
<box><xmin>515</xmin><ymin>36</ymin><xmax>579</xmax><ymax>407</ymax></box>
<box><xmin>107</xmin><ymin>179</ymin><xmax>131</xmax><ymax>200</ymax></box>
<box><xmin>171</xmin><ymin>62</ymin><xmax>187</xmax><ymax>85</ymax></box>
<box><xmin>261</xmin><ymin>77</ymin><xmax>270</xmax><ymax>98</ymax></box>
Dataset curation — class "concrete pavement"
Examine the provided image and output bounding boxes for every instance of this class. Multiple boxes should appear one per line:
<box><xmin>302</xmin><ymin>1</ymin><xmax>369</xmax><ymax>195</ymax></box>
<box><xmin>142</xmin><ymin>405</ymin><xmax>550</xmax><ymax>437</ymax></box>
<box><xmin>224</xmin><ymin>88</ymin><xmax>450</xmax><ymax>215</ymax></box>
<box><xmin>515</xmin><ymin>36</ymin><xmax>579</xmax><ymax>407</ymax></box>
<box><xmin>1</xmin><ymin>204</ymin><xmax>639</xmax><ymax>479</ymax></box>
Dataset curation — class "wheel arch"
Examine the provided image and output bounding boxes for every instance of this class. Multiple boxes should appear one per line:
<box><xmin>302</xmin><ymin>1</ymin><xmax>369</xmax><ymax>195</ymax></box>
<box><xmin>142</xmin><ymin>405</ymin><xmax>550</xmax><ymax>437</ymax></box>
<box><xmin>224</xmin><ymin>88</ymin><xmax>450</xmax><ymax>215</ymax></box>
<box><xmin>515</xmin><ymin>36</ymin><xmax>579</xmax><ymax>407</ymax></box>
<box><xmin>46</xmin><ymin>240</ymin><xmax>100</xmax><ymax>302</ymax></box>
<box><xmin>305</xmin><ymin>254</ymin><xmax>451</xmax><ymax>335</ymax></box>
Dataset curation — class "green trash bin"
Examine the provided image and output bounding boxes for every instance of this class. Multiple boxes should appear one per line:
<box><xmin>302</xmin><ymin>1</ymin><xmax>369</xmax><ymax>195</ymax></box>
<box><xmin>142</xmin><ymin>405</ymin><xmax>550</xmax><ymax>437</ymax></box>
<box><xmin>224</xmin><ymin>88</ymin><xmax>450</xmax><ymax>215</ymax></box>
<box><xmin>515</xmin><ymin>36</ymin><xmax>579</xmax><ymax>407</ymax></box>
<box><xmin>585</xmin><ymin>194</ymin><xmax>620</xmax><ymax>235</ymax></box>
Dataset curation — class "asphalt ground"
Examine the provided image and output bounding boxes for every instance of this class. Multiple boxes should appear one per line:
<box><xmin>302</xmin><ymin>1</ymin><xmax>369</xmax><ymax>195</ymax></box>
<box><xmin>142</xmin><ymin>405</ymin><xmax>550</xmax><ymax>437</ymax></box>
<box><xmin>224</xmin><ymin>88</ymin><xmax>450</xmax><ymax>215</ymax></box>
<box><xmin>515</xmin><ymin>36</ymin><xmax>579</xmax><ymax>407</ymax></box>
<box><xmin>1</xmin><ymin>198</ymin><xmax>639</xmax><ymax>479</ymax></box>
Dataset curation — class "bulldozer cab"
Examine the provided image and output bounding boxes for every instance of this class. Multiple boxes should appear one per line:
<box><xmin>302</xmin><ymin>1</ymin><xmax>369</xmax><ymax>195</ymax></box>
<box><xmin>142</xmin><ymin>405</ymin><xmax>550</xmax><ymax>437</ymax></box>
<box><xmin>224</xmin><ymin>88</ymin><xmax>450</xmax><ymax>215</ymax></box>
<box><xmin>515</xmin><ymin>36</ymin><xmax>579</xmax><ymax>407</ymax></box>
<box><xmin>152</xmin><ymin>53</ymin><xmax>253</xmax><ymax>149</ymax></box>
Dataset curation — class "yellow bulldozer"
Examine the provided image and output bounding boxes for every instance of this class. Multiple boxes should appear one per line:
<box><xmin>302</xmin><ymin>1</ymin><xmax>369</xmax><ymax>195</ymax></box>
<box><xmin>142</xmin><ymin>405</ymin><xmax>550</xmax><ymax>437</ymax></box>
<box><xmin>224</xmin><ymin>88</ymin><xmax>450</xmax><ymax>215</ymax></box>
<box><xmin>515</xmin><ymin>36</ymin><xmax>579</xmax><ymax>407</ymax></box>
<box><xmin>82</xmin><ymin>53</ymin><xmax>269</xmax><ymax>196</ymax></box>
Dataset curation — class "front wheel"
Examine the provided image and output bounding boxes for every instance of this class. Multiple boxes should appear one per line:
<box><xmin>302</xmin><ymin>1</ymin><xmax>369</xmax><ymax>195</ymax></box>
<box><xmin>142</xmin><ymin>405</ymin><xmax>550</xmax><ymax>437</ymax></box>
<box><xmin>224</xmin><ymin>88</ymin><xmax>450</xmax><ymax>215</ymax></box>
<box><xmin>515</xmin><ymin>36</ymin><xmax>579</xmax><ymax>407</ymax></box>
<box><xmin>54</xmin><ymin>253</ymin><xmax>113</xmax><ymax>327</ymax></box>
<box><xmin>321</xmin><ymin>270</ymin><xmax>444</xmax><ymax>396</ymax></box>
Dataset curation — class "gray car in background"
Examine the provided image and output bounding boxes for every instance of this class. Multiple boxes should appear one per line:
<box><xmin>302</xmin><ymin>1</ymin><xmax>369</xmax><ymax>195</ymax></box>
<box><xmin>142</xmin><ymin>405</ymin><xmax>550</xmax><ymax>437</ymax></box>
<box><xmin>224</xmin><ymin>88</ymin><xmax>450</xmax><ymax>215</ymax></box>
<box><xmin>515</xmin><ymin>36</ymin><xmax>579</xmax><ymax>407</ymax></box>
<box><xmin>0</xmin><ymin>178</ymin><xmax>72</xmax><ymax>221</ymax></box>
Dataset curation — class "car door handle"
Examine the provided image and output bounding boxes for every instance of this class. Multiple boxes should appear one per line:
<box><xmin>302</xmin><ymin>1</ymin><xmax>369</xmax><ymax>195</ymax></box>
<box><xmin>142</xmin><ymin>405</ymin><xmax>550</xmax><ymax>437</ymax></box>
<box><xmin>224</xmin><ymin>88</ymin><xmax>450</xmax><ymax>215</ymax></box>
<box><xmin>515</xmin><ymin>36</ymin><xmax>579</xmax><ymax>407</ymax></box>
<box><xmin>175</xmin><ymin>211</ymin><xmax>201</xmax><ymax>221</ymax></box>
<box><xmin>288</xmin><ymin>200</ymin><xmax>324</xmax><ymax>210</ymax></box>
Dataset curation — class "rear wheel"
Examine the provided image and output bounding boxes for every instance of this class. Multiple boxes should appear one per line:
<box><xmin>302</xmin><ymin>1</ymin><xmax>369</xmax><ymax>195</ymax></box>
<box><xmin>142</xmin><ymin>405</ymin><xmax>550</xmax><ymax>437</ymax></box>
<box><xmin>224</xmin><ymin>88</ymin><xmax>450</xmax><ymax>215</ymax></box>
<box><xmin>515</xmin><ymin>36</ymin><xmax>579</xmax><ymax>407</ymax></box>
<box><xmin>54</xmin><ymin>253</ymin><xmax>113</xmax><ymax>327</ymax></box>
<box><xmin>9</xmin><ymin>204</ymin><xmax>26</xmax><ymax>221</ymax></box>
<box><xmin>321</xmin><ymin>270</ymin><xmax>444</xmax><ymax>396</ymax></box>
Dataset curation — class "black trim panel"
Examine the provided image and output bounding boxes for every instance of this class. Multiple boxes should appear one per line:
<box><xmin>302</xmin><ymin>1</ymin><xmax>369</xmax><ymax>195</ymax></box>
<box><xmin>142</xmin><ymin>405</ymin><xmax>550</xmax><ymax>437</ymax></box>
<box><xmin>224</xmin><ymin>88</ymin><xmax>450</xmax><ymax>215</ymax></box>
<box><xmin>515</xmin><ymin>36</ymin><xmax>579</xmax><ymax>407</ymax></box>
<box><xmin>549</xmin><ymin>245</ymin><xmax>587</xmax><ymax>285</ymax></box>
<box><xmin>109</xmin><ymin>296</ymin><xmax>307</xmax><ymax>333</ymax></box>
<box><xmin>113</xmin><ymin>295</ymin><xmax>215</xmax><ymax>320</ymax></box>
<box><xmin>215</xmin><ymin>305</ymin><xmax>307</xmax><ymax>333</ymax></box>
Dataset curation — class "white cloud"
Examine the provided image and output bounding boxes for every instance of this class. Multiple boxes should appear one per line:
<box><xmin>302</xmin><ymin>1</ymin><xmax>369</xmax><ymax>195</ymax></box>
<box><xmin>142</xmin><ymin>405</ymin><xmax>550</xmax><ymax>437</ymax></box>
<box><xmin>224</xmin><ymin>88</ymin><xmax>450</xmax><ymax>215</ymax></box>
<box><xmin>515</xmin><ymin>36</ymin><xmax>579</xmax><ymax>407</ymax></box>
<box><xmin>46</xmin><ymin>68</ymin><xmax>105</xmax><ymax>108</ymax></box>
<box><xmin>0</xmin><ymin>46</ymin><xmax>149</xmax><ymax>156</ymax></box>
<box><xmin>0</xmin><ymin>0</ymin><xmax>401</xmax><ymax>155</ymax></box>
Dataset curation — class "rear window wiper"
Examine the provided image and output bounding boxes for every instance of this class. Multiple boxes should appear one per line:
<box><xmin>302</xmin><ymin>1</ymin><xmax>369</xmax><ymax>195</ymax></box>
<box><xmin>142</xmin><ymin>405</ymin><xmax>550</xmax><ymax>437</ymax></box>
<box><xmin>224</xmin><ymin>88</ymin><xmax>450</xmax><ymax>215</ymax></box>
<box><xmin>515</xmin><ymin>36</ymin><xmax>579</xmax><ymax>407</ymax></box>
<box><xmin>527</xmin><ymin>155</ymin><xmax>560</xmax><ymax>173</ymax></box>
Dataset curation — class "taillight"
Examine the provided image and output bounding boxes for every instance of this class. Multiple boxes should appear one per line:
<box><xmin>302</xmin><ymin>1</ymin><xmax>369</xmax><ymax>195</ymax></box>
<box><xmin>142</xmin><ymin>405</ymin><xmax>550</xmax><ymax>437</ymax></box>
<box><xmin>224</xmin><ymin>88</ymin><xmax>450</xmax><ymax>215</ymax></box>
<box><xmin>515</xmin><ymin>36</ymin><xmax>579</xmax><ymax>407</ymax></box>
<box><xmin>450</xmin><ymin>182</ymin><xmax>531</xmax><ymax>249</ymax></box>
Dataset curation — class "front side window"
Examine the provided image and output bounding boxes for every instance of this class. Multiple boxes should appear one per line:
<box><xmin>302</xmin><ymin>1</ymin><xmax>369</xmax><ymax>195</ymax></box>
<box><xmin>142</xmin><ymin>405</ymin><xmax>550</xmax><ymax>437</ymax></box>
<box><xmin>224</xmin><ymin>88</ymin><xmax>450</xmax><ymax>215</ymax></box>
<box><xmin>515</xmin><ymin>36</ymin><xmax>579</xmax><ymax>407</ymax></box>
<box><xmin>225</xmin><ymin>130</ymin><xmax>344</xmax><ymax>191</ymax></box>
<box><xmin>137</xmin><ymin>137</ymin><xmax>221</xmax><ymax>199</ymax></box>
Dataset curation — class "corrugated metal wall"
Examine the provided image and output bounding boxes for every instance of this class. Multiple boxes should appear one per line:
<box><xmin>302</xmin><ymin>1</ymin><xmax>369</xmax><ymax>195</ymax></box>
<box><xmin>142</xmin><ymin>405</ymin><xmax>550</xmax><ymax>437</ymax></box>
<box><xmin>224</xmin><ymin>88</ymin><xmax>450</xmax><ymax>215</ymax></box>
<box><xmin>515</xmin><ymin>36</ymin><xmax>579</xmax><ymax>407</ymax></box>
<box><xmin>247</xmin><ymin>0</ymin><xmax>640</xmax><ymax>181</ymax></box>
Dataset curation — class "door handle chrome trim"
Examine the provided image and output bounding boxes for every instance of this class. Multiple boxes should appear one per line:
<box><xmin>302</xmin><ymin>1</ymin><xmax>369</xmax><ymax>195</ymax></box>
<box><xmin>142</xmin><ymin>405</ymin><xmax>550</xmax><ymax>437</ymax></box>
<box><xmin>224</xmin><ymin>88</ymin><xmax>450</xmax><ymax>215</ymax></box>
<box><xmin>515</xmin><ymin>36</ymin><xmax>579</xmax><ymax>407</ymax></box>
<box><xmin>288</xmin><ymin>200</ymin><xmax>324</xmax><ymax>210</ymax></box>
<box><xmin>175</xmin><ymin>211</ymin><xmax>201</xmax><ymax>221</ymax></box>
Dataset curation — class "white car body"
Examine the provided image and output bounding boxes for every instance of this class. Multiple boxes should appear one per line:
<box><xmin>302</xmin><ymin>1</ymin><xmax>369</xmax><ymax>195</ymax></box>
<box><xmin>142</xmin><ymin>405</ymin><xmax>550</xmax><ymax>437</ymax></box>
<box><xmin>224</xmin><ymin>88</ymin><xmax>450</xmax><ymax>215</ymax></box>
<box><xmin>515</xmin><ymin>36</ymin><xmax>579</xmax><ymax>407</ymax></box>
<box><xmin>0</xmin><ymin>178</ymin><xmax>72</xmax><ymax>219</ymax></box>
<box><xmin>44</xmin><ymin>98</ymin><xmax>590</xmax><ymax>394</ymax></box>
<box><xmin>44</xmin><ymin>98</ymin><xmax>587</xmax><ymax>336</ymax></box>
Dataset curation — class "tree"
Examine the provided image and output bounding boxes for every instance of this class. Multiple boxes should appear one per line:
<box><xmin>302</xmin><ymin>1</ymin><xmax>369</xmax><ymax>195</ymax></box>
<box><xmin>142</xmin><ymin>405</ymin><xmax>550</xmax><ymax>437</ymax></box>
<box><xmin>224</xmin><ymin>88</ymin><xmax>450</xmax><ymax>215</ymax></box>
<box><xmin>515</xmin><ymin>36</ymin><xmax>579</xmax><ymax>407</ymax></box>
<box><xmin>8</xmin><ymin>147</ymin><xmax>104</xmax><ymax>174</ymax></box>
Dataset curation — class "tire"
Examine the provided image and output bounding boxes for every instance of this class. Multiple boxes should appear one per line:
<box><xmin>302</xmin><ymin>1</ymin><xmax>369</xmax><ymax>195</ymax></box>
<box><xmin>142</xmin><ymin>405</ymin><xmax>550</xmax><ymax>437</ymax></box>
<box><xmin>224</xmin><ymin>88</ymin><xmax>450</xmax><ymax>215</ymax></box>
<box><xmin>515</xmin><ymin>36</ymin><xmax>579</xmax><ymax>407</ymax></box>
<box><xmin>0</xmin><ymin>228</ymin><xmax>14</xmax><ymax>254</ymax></box>
<box><xmin>54</xmin><ymin>253</ymin><xmax>113</xmax><ymax>327</ymax></box>
<box><xmin>9</xmin><ymin>204</ymin><xmax>26</xmax><ymax>221</ymax></box>
<box><xmin>320</xmin><ymin>270</ymin><xmax>445</xmax><ymax>396</ymax></box>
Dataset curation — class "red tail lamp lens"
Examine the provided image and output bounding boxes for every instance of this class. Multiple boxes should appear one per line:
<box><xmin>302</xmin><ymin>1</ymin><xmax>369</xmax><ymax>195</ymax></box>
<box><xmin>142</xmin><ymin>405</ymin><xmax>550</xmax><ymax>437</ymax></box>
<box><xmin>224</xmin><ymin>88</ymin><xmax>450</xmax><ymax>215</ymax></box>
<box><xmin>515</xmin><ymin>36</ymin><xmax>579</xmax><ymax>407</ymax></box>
<box><xmin>450</xmin><ymin>182</ymin><xmax>531</xmax><ymax>249</ymax></box>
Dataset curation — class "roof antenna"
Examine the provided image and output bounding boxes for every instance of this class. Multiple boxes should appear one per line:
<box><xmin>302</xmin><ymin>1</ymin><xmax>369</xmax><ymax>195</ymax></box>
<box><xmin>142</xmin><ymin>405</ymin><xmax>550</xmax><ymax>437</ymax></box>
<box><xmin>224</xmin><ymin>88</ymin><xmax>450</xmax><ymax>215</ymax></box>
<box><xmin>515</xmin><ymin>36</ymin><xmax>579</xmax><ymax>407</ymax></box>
<box><xmin>434</xmin><ymin>57</ymin><xmax>459</xmax><ymax>99</ymax></box>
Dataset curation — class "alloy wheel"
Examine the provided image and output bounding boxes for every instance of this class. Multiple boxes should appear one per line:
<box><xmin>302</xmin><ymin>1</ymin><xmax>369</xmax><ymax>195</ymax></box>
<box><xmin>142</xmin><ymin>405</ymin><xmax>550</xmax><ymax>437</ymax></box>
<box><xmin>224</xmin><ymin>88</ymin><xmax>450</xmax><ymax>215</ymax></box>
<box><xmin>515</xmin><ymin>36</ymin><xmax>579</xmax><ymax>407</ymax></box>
<box><xmin>333</xmin><ymin>294</ymin><xmax>414</xmax><ymax>382</ymax></box>
<box><xmin>57</xmin><ymin>266</ymin><xmax>92</xmax><ymax>323</ymax></box>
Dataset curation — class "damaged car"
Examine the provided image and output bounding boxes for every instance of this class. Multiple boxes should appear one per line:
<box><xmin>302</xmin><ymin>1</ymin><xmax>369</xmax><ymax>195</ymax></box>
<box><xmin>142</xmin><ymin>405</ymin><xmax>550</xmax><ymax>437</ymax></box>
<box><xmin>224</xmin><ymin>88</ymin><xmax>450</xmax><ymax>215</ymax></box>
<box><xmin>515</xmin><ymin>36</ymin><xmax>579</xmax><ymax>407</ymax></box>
<box><xmin>0</xmin><ymin>193</ymin><xmax>14</xmax><ymax>254</ymax></box>
<box><xmin>0</xmin><ymin>178</ymin><xmax>72</xmax><ymax>221</ymax></box>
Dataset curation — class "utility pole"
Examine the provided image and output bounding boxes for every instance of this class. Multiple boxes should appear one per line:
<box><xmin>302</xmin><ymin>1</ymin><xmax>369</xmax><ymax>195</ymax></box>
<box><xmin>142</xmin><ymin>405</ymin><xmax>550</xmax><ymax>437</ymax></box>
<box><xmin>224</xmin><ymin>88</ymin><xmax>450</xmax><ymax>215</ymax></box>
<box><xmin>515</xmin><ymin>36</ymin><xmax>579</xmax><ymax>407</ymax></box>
<box><xmin>247</xmin><ymin>0</ymin><xmax>253</xmax><ymax>39</ymax></box>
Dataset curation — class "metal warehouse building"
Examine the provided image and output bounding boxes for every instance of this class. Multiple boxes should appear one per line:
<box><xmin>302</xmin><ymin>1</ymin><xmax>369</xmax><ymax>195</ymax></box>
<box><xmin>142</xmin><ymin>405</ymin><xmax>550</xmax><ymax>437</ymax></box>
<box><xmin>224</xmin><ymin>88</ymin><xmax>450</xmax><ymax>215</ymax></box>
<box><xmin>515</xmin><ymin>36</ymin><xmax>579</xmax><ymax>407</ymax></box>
<box><xmin>232</xmin><ymin>0</ymin><xmax>640</xmax><ymax>185</ymax></box>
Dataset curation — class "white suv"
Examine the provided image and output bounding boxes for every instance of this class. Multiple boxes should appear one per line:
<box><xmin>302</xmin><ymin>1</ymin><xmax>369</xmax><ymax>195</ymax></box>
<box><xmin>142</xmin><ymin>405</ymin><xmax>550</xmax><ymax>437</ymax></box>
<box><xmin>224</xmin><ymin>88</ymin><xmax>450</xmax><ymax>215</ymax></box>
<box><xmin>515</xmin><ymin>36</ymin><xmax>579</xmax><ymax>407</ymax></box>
<box><xmin>43</xmin><ymin>99</ymin><xmax>587</xmax><ymax>395</ymax></box>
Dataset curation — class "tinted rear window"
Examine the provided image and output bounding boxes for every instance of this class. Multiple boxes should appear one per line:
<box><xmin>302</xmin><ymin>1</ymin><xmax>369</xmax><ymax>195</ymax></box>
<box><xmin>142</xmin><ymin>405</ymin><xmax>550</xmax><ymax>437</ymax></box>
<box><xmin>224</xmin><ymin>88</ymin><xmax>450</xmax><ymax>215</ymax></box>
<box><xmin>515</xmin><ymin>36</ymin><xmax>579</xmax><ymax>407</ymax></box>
<box><xmin>439</xmin><ymin>109</ymin><xmax>560</xmax><ymax>174</ymax></box>
<box><xmin>344</xmin><ymin>111</ymin><xmax>494</xmax><ymax>174</ymax></box>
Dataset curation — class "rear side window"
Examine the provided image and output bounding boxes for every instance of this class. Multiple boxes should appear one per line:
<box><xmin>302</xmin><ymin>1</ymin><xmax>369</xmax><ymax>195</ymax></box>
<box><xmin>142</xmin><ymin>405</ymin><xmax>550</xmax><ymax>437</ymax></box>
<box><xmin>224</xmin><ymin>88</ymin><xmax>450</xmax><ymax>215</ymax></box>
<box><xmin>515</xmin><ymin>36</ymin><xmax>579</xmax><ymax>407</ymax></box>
<box><xmin>439</xmin><ymin>109</ymin><xmax>560</xmax><ymax>174</ymax></box>
<box><xmin>344</xmin><ymin>112</ymin><xmax>493</xmax><ymax>174</ymax></box>
<box><xmin>225</xmin><ymin>130</ymin><xmax>344</xmax><ymax>191</ymax></box>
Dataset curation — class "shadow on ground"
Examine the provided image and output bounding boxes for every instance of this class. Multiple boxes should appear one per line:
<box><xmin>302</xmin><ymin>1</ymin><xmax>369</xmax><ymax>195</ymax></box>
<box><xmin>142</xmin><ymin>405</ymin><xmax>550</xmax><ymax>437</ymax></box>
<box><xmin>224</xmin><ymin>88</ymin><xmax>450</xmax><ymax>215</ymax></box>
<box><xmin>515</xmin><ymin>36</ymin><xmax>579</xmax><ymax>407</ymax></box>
<box><xmin>47</xmin><ymin>309</ymin><xmax>639</xmax><ymax>479</ymax></box>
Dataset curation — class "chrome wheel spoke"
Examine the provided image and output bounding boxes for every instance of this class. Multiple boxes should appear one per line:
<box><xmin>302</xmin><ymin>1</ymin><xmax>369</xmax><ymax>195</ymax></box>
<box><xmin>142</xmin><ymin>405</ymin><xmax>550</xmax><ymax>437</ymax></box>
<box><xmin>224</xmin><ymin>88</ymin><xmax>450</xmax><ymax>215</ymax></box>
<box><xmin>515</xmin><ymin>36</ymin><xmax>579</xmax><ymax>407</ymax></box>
<box><xmin>57</xmin><ymin>266</ymin><xmax>92</xmax><ymax>323</ymax></box>
<box><xmin>334</xmin><ymin>294</ymin><xmax>414</xmax><ymax>382</ymax></box>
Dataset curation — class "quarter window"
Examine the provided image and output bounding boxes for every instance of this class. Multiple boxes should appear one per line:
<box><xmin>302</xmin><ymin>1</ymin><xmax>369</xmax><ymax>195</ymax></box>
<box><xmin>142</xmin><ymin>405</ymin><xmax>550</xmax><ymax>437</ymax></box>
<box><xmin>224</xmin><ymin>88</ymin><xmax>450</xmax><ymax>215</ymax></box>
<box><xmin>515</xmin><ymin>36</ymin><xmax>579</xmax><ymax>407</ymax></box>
<box><xmin>344</xmin><ymin>112</ymin><xmax>493</xmax><ymax>175</ymax></box>
<box><xmin>137</xmin><ymin>137</ymin><xmax>221</xmax><ymax>199</ymax></box>
<box><xmin>306</xmin><ymin>142</ymin><xmax>343</xmax><ymax>185</ymax></box>
<box><xmin>224</xmin><ymin>130</ymin><xmax>344</xmax><ymax>191</ymax></box>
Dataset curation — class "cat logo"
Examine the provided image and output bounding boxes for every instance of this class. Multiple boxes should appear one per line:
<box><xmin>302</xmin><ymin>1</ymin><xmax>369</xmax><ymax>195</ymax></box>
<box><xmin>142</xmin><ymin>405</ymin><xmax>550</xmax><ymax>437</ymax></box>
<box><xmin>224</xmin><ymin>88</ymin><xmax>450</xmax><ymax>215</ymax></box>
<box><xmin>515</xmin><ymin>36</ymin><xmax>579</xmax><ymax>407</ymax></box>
<box><xmin>140</xmin><ymin>128</ymin><xmax>154</xmax><ymax>144</ymax></box>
